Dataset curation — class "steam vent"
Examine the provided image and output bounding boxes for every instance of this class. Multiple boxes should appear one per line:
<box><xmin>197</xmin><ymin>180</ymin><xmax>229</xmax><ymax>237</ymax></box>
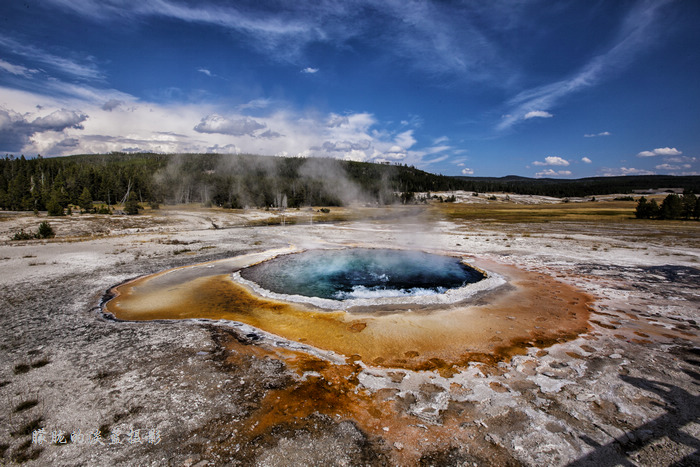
<box><xmin>104</xmin><ymin>246</ymin><xmax>592</xmax><ymax>372</ymax></box>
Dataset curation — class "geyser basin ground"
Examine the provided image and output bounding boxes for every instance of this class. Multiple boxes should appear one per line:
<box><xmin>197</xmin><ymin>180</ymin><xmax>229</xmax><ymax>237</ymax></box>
<box><xmin>104</xmin><ymin>247</ymin><xmax>592</xmax><ymax>371</ymax></box>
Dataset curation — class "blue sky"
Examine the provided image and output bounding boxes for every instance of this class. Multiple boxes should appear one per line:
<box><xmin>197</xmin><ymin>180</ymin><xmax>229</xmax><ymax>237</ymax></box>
<box><xmin>0</xmin><ymin>0</ymin><xmax>698</xmax><ymax>178</ymax></box>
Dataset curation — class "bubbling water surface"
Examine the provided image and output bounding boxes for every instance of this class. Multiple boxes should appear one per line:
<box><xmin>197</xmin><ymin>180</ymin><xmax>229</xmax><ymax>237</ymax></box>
<box><xmin>239</xmin><ymin>248</ymin><xmax>485</xmax><ymax>301</ymax></box>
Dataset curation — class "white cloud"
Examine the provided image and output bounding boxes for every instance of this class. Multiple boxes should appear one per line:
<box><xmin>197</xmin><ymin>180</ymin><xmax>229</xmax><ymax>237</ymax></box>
<box><xmin>581</xmin><ymin>157</ymin><xmax>592</xmax><ymax>163</ymax></box>
<box><xmin>433</xmin><ymin>135</ymin><xmax>449</xmax><ymax>145</ymax></box>
<box><xmin>32</xmin><ymin>109</ymin><xmax>88</xmax><ymax>131</ymax></box>
<box><xmin>194</xmin><ymin>114</ymin><xmax>267</xmax><ymax>136</ymax></box>
<box><xmin>533</xmin><ymin>156</ymin><xmax>570</xmax><ymax>166</ymax></box>
<box><xmin>394</xmin><ymin>130</ymin><xmax>416</xmax><ymax>149</ymax></box>
<box><xmin>584</xmin><ymin>131</ymin><xmax>611</xmax><ymax>137</ymax></box>
<box><xmin>301</xmin><ymin>67</ymin><xmax>319</xmax><ymax>74</ymax></box>
<box><xmin>461</xmin><ymin>168</ymin><xmax>474</xmax><ymax>175</ymax></box>
<box><xmin>0</xmin><ymin>106</ymin><xmax>88</xmax><ymax>152</ymax></box>
<box><xmin>534</xmin><ymin>169</ymin><xmax>572</xmax><ymax>178</ymax></box>
<box><xmin>601</xmin><ymin>167</ymin><xmax>656</xmax><ymax>176</ymax></box>
<box><xmin>652</xmin><ymin>147</ymin><xmax>682</xmax><ymax>156</ymax></box>
<box><xmin>637</xmin><ymin>147</ymin><xmax>682</xmax><ymax>157</ymax></box>
<box><xmin>197</xmin><ymin>68</ymin><xmax>212</xmax><ymax>76</ymax></box>
<box><xmin>0</xmin><ymin>85</ymin><xmax>437</xmax><ymax>167</ymax></box>
<box><xmin>524</xmin><ymin>110</ymin><xmax>553</xmax><ymax>120</ymax></box>
<box><xmin>381</xmin><ymin>147</ymin><xmax>408</xmax><ymax>161</ymax></box>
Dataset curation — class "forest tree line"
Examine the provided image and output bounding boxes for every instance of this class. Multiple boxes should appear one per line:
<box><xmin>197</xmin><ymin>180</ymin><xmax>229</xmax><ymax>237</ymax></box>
<box><xmin>1</xmin><ymin>152</ymin><xmax>700</xmax><ymax>212</ymax></box>
<box><xmin>635</xmin><ymin>193</ymin><xmax>700</xmax><ymax>220</ymax></box>
<box><xmin>0</xmin><ymin>152</ymin><xmax>468</xmax><ymax>212</ymax></box>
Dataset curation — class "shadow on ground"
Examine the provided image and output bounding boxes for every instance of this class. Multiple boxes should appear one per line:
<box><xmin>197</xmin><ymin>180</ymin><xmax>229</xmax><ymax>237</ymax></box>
<box><xmin>569</xmin><ymin>349</ymin><xmax>700</xmax><ymax>466</ymax></box>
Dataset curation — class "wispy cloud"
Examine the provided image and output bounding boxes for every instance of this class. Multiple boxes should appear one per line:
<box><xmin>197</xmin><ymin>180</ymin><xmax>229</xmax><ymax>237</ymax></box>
<box><xmin>637</xmin><ymin>146</ymin><xmax>682</xmax><ymax>157</ymax></box>
<box><xmin>498</xmin><ymin>0</ymin><xmax>674</xmax><ymax>131</ymax></box>
<box><xmin>665</xmin><ymin>156</ymin><xmax>696</xmax><ymax>163</ymax></box>
<box><xmin>424</xmin><ymin>154</ymin><xmax>449</xmax><ymax>164</ymax></box>
<box><xmin>0</xmin><ymin>58</ymin><xmax>38</xmax><ymax>77</ymax></box>
<box><xmin>197</xmin><ymin>68</ymin><xmax>212</xmax><ymax>77</ymax></box>
<box><xmin>655</xmin><ymin>163</ymin><xmax>680</xmax><ymax>171</ymax></box>
<box><xmin>301</xmin><ymin>67</ymin><xmax>318</xmax><ymax>74</ymax></box>
<box><xmin>424</xmin><ymin>145</ymin><xmax>451</xmax><ymax>155</ymax></box>
<box><xmin>0</xmin><ymin>34</ymin><xmax>102</xmax><ymax>81</ymax></box>
<box><xmin>42</xmin><ymin>0</ymin><xmax>522</xmax><ymax>82</ymax></box>
<box><xmin>584</xmin><ymin>131</ymin><xmax>611</xmax><ymax>137</ymax></box>
<box><xmin>237</xmin><ymin>98</ymin><xmax>272</xmax><ymax>111</ymax></box>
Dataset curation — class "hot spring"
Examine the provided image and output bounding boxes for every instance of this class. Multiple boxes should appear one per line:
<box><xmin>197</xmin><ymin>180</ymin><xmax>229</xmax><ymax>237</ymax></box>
<box><xmin>104</xmin><ymin>246</ymin><xmax>592</xmax><ymax>371</ymax></box>
<box><xmin>237</xmin><ymin>248</ymin><xmax>485</xmax><ymax>303</ymax></box>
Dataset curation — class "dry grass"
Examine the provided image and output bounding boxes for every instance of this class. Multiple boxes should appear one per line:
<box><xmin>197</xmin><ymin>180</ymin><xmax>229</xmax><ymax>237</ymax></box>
<box><xmin>434</xmin><ymin>200</ymin><xmax>638</xmax><ymax>224</ymax></box>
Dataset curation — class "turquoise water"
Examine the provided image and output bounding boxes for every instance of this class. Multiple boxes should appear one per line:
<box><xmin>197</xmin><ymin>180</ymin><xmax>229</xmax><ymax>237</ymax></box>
<box><xmin>239</xmin><ymin>248</ymin><xmax>484</xmax><ymax>300</ymax></box>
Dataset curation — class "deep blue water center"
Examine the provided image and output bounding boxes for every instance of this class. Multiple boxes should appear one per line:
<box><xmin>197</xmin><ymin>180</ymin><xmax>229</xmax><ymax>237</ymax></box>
<box><xmin>239</xmin><ymin>248</ymin><xmax>485</xmax><ymax>301</ymax></box>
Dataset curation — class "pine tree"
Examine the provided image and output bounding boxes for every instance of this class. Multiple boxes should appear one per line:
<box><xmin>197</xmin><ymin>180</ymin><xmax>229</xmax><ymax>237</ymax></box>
<box><xmin>78</xmin><ymin>187</ymin><xmax>93</xmax><ymax>213</ymax></box>
<box><xmin>635</xmin><ymin>197</ymin><xmax>650</xmax><ymax>219</ymax></box>
<box><xmin>37</xmin><ymin>221</ymin><xmax>55</xmax><ymax>238</ymax></box>
<box><xmin>124</xmin><ymin>192</ymin><xmax>141</xmax><ymax>215</ymax></box>
<box><xmin>46</xmin><ymin>192</ymin><xmax>64</xmax><ymax>216</ymax></box>
<box><xmin>681</xmin><ymin>191</ymin><xmax>697</xmax><ymax>220</ymax></box>
<box><xmin>659</xmin><ymin>194</ymin><xmax>682</xmax><ymax>220</ymax></box>
<box><xmin>648</xmin><ymin>199</ymin><xmax>660</xmax><ymax>219</ymax></box>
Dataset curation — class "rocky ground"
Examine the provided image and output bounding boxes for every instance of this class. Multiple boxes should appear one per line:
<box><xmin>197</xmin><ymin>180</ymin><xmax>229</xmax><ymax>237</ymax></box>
<box><xmin>0</xmin><ymin>199</ymin><xmax>698</xmax><ymax>466</ymax></box>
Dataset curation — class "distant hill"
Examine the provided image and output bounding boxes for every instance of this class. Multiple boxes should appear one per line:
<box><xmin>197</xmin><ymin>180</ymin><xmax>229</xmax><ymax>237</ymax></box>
<box><xmin>452</xmin><ymin>174</ymin><xmax>700</xmax><ymax>198</ymax></box>
<box><xmin>1</xmin><ymin>152</ymin><xmax>699</xmax><ymax>211</ymax></box>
